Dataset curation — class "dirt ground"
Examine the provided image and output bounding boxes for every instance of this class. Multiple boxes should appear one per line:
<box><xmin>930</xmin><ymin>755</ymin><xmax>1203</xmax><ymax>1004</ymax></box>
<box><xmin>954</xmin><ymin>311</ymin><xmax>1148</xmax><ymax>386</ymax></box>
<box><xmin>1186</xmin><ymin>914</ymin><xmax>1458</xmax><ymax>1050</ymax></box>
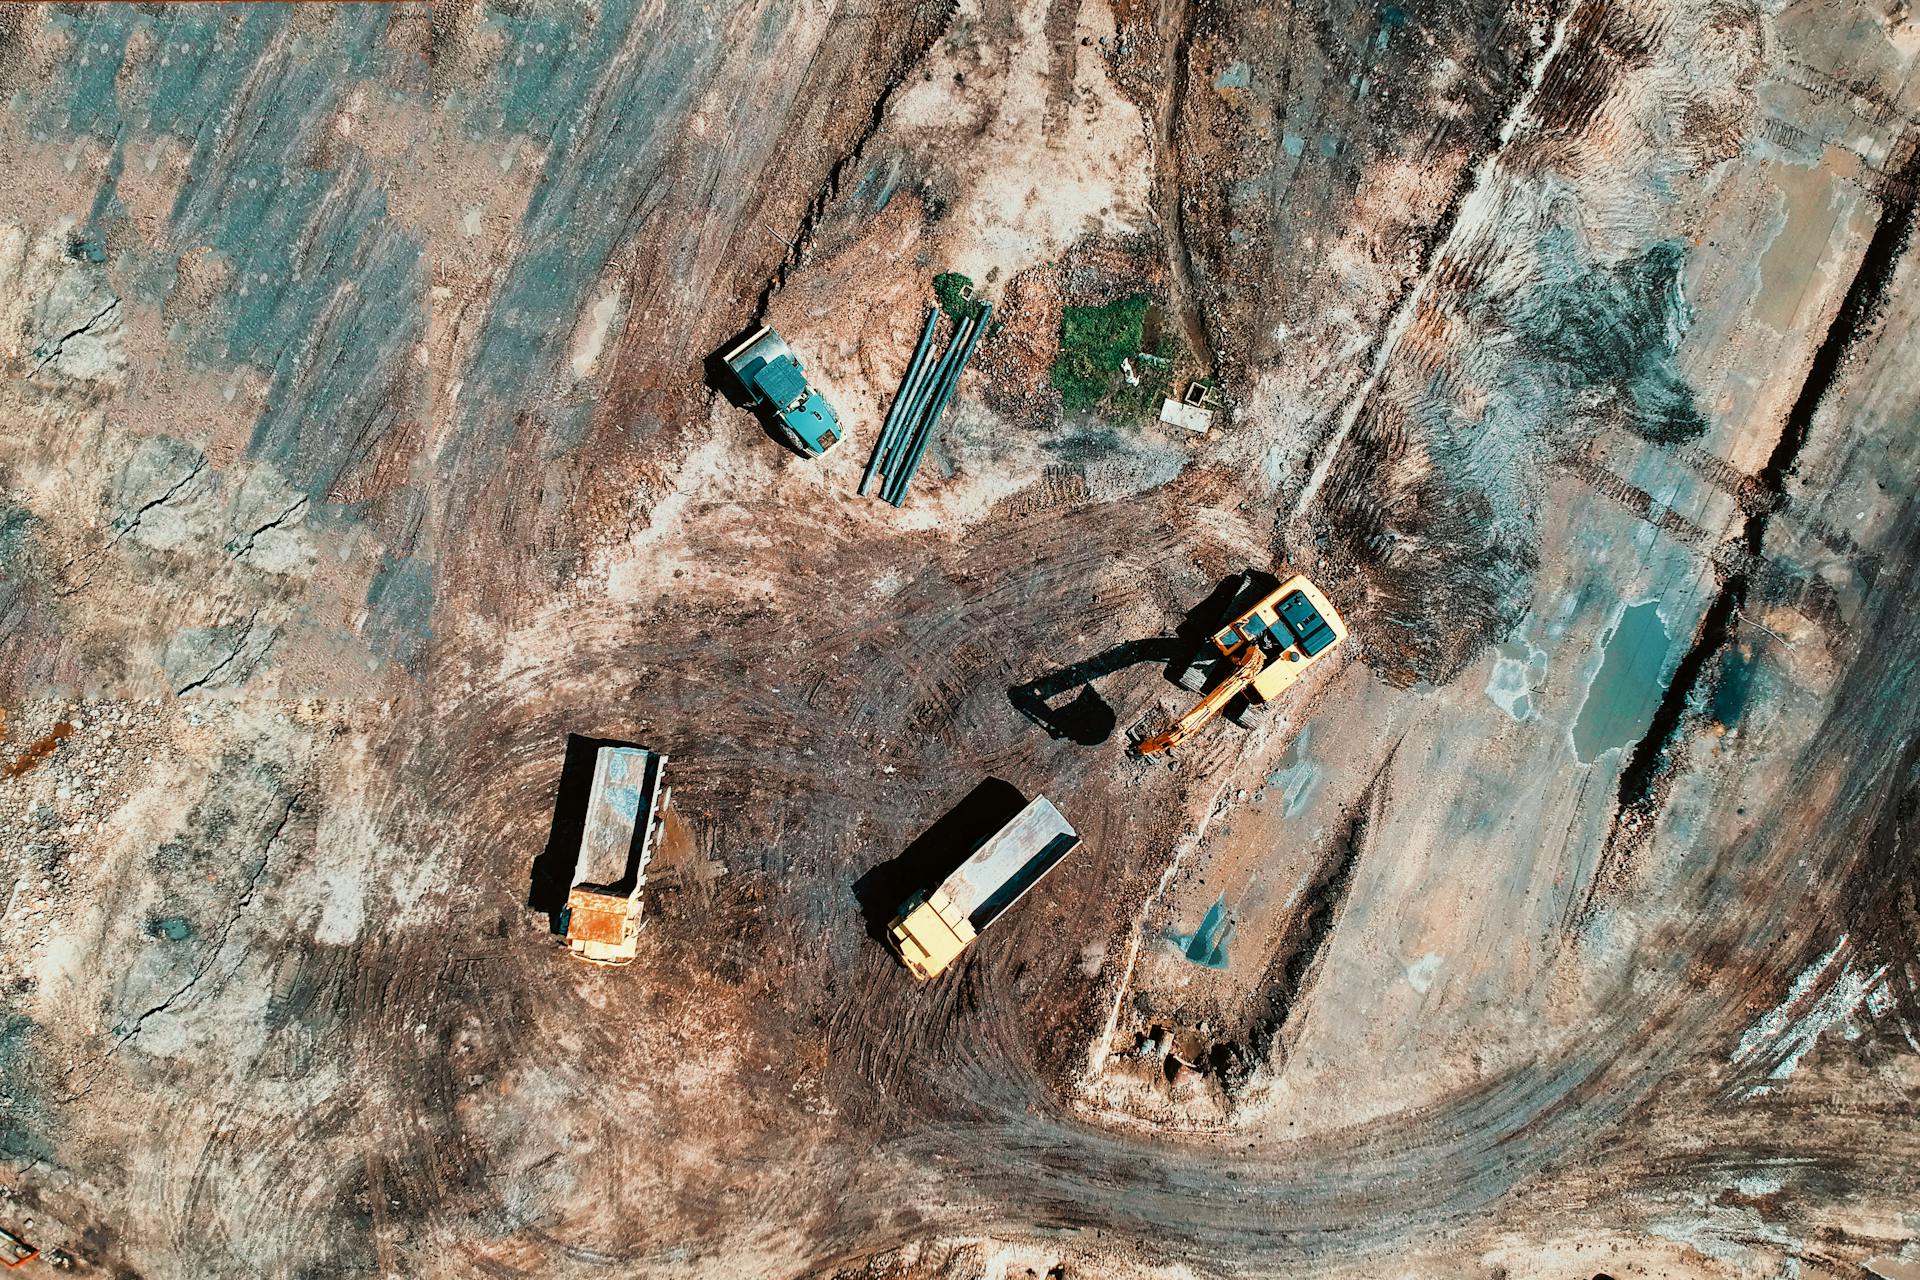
<box><xmin>2</xmin><ymin>0</ymin><xmax>1919</xmax><ymax>1277</ymax></box>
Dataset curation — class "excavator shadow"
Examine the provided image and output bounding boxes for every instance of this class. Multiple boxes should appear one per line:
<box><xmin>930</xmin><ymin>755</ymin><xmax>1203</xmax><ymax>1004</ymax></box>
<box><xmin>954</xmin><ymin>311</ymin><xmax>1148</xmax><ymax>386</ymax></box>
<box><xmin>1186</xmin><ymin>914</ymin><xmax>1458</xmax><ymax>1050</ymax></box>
<box><xmin>1007</xmin><ymin>570</ymin><xmax>1283</xmax><ymax>747</ymax></box>
<box><xmin>851</xmin><ymin>777</ymin><xmax>1028</xmax><ymax>945</ymax></box>
<box><xmin>1173</xmin><ymin>569</ymin><xmax>1283</xmax><ymax>653</ymax></box>
<box><xmin>1008</xmin><ymin>638</ymin><xmax>1182</xmax><ymax>745</ymax></box>
<box><xmin>527</xmin><ymin>733</ymin><xmax>643</xmax><ymax>935</ymax></box>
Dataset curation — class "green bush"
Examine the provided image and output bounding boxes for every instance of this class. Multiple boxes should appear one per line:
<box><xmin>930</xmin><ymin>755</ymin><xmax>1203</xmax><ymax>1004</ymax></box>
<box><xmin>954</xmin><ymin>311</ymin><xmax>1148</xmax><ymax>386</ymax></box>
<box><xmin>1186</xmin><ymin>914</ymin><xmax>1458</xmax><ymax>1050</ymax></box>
<box><xmin>1052</xmin><ymin>293</ymin><xmax>1151</xmax><ymax>412</ymax></box>
<box><xmin>933</xmin><ymin>272</ymin><xmax>985</xmax><ymax>323</ymax></box>
<box><xmin>1052</xmin><ymin>351</ymin><xmax>1111</xmax><ymax>411</ymax></box>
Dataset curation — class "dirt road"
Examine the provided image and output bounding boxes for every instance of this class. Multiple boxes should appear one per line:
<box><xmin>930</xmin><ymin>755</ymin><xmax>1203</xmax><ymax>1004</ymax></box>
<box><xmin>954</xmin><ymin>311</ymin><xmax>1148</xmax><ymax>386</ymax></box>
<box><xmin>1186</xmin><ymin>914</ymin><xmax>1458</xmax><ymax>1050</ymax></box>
<box><xmin>2</xmin><ymin>0</ymin><xmax>1918</xmax><ymax>1276</ymax></box>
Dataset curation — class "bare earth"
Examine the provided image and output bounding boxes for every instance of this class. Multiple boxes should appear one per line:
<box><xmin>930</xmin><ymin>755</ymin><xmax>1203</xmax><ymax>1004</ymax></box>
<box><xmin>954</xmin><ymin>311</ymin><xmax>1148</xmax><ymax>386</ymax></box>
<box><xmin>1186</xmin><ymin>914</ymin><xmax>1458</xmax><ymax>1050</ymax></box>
<box><xmin>2</xmin><ymin>0</ymin><xmax>1918</xmax><ymax>1277</ymax></box>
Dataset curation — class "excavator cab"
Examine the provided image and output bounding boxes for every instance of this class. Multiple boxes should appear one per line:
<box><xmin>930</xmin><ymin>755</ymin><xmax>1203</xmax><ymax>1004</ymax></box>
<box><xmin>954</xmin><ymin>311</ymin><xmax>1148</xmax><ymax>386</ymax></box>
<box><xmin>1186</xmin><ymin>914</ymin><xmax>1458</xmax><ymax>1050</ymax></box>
<box><xmin>1215</xmin><ymin>592</ymin><xmax>1324</xmax><ymax>654</ymax></box>
<box><xmin>1133</xmin><ymin>573</ymin><xmax>1347</xmax><ymax>756</ymax></box>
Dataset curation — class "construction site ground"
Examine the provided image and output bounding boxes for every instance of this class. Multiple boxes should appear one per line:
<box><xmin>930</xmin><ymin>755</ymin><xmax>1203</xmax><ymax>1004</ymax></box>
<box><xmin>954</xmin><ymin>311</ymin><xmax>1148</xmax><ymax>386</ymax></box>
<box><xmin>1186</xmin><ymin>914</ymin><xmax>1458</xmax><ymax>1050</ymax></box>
<box><xmin>2</xmin><ymin>0</ymin><xmax>1919</xmax><ymax>1276</ymax></box>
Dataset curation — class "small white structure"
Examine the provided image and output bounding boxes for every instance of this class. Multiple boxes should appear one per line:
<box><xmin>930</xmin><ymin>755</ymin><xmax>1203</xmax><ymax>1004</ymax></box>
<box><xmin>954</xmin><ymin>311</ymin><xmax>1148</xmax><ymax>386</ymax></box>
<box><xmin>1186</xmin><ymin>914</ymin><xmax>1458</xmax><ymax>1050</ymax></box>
<box><xmin>1159</xmin><ymin>397</ymin><xmax>1214</xmax><ymax>435</ymax></box>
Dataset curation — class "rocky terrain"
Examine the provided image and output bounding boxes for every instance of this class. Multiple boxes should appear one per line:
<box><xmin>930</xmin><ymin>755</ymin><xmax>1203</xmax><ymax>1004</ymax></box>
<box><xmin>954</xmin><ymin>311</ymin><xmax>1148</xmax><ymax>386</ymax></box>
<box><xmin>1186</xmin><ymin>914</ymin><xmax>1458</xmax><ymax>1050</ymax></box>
<box><xmin>1</xmin><ymin>0</ymin><xmax>1918</xmax><ymax>1277</ymax></box>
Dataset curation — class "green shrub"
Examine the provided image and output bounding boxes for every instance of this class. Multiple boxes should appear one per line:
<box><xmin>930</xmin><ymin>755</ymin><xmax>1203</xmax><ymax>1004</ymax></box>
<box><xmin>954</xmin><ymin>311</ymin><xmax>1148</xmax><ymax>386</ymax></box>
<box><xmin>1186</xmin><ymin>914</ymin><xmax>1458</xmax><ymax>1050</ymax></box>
<box><xmin>933</xmin><ymin>272</ymin><xmax>985</xmax><ymax>323</ymax></box>
<box><xmin>1052</xmin><ymin>351</ymin><xmax>1111</xmax><ymax>411</ymax></box>
<box><xmin>1107</xmin><ymin>351</ymin><xmax>1176</xmax><ymax>423</ymax></box>
<box><xmin>1052</xmin><ymin>293</ymin><xmax>1151</xmax><ymax>412</ymax></box>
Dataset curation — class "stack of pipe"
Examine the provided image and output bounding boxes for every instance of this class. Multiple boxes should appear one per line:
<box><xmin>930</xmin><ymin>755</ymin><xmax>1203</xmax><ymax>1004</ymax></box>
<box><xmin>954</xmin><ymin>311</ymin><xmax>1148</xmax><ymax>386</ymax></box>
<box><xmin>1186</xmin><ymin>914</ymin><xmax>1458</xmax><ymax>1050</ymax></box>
<box><xmin>860</xmin><ymin>299</ymin><xmax>994</xmax><ymax>506</ymax></box>
<box><xmin>883</xmin><ymin>301</ymin><xmax>990</xmax><ymax>507</ymax></box>
<box><xmin>859</xmin><ymin>307</ymin><xmax>939</xmax><ymax>498</ymax></box>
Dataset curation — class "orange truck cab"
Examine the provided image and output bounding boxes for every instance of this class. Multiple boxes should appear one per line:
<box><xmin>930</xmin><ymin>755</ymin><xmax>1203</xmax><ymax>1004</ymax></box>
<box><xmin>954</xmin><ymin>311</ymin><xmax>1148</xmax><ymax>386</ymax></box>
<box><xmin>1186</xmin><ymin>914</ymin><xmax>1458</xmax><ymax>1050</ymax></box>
<box><xmin>0</xmin><ymin>1225</ymin><xmax>36</xmax><ymax>1269</ymax></box>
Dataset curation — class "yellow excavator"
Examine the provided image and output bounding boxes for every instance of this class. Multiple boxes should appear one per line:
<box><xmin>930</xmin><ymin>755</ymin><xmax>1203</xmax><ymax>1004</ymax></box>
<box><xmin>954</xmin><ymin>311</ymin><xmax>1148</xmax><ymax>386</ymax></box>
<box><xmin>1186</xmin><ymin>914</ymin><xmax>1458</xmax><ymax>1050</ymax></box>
<box><xmin>1132</xmin><ymin>573</ymin><xmax>1348</xmax><ymax>756</ymax></box>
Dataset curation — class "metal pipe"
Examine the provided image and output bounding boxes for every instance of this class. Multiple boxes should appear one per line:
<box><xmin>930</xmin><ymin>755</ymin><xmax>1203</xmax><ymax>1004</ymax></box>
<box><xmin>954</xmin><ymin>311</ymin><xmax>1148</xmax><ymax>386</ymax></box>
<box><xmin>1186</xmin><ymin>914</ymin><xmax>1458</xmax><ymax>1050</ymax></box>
<box><xmin>881</xmin><ymin>309</ymin><xmax>979</xmax><ymax>505</ymax></box>
<box><xmin>887</xmin><ymin>302</ymin><xmax>991</xmax><ymax>507</ymax></box>
<box><xmin>877</xmin><ymin>308</ymin><xmax>948</xmax><ymax>489</ymax></box>
<box><xmin>881</xmin><ymin>309</ymin><xmax>972</xmax><ymax>492</ymax></box>
<box><xmin>859</xmin><ymin>307</ymin><xmax>939</xmax><ymax>497</ymax></box>
<box><xmin>883</xmin><ymin>308</ymin><xmax>980</xmax><ymax>505</ymax></box>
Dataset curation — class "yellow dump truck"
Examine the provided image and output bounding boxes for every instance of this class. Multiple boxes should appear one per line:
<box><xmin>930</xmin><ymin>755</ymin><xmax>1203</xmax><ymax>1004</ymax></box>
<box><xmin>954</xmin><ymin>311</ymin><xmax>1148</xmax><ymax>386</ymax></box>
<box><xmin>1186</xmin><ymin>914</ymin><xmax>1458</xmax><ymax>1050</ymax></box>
<box><xmin>0</xmin><ymin>1225</ymin><xmax>36</xmax><ymax>1270</ymax></box>
<box><xmin>888</xmin><ymin>795</ymin><xmax>1080</xmax><ymax>980</ymax></box>
<box><xmin>564</xmin><ymin>746</ymin><xmax>668</xmax><ymax>965</ymax></box>
<box><xmin>1133</xmin><ymin>573</ymin><xmax>1348</xmax><ymax>756</ymax></box>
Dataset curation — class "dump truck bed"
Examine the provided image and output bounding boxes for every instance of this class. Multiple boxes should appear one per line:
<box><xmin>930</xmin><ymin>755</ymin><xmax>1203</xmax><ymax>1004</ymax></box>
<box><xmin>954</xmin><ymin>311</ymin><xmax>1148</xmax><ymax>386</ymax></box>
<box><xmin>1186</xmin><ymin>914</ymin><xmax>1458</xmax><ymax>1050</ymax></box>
<box><xmin>565</xmin><ymin>745</ymin><xmax>668</xmax><ymax>965</ymax></box>
<box><xmin>721</xmin><ymin>327</ymin><xmax>788</xmax><ymax>394</ymax></box>
<box><xmin>934</xmin><ymin>795</ymin><xmax>1079</xmax><ymax>929</ymax></box>
<box><xmin>575</xmin><ymin>746</ymin><xmax>666</xmax><ymax>891</ymax></box>
<box><xmin>887</xmin><ymin>794</ymin><xmax>1080</xmax><ymax>979</ymax></box>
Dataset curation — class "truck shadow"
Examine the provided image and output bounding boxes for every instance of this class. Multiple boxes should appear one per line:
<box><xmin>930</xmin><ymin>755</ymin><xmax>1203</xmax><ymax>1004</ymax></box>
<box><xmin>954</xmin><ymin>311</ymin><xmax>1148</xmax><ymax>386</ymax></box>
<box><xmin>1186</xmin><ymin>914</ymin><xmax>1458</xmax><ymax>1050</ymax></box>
<box><xmin>703</xmin><ymin>326</ymin><xmax>760</xmax><ymax>410</ymax></box>
<box><xmin>1006</xmin><ymin>570</ymin><xmax>1282</xmax><ymax>746</ymax></box>
<box><xmin>850</xmin><ymin>777</ymin><xmax>1028</xmax><ymax>945</ymax></box>
<box><xmin>527</xmin><ymin>733</ymin><xmax>642</xmax><ymax>935</ymax></box>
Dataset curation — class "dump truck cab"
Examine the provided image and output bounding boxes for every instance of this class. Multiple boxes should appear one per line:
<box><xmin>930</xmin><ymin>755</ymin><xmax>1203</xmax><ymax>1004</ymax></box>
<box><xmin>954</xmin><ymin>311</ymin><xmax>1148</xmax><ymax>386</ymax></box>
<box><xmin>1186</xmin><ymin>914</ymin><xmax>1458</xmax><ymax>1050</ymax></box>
<box><xmin>722</xmin><ymin>326</ymin><xmax>842</xmax><ymax>457</ymax></box>
<box><xmin>888</xmin><ymin>888</ymin><xmax>977</xmax><ymax>981</ymax></box>
<box><xmin>888</xmin><ymin>795</ymin><xmax>1079</xmax><ymax>981</ymax></box>
<box><xmin>563</xmin><ymin>746</ymin><xmax>668</xmax><ymax>965</ymax></box>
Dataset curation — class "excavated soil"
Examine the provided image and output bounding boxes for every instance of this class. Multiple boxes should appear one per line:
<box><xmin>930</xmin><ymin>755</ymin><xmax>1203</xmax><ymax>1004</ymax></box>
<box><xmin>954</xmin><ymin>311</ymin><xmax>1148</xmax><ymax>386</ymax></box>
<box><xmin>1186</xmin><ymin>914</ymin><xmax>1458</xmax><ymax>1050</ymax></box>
<box><xmin>2</xmin><ymin>0</ymin><xmax>1919</xmax><ymax>1277</ymax></box>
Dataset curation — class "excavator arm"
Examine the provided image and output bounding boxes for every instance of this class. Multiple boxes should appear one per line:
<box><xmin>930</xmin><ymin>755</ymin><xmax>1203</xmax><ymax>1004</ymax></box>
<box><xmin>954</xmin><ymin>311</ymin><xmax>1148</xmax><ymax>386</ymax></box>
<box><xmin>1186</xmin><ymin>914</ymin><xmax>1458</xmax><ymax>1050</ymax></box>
<box><xmin>1132</xmin><ymin>643</ymin><xmax>1266</xmax><ymax>756</ymax></box>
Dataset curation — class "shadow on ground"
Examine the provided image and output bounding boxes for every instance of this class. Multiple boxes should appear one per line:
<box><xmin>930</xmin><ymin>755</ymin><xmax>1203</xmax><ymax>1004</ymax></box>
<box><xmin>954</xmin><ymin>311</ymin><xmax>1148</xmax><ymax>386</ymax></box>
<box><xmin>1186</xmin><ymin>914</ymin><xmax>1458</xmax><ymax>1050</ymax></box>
<box><xmin>527</xmin><ymin>733</ymin><xmax>644</xmax><ymax>934</ymax></box>
<box><xmin>850</xmin><ymin>777</ymin><xmax>1028</xmax><ymax>944</ymax></box>
<box><xmin>1007</xmin><ymin>569</ymin><xmax>1282</xmax><ymax>745</ymax></box>
<box><xmin>1009</xmin><ymin>639</ymin><xmax>1181</xmax><ymax>743</ymax></box>
<box><xmin>703</xmin><ymin>325</ymin><xmax>760</xmax><ymax>410</ymax></box>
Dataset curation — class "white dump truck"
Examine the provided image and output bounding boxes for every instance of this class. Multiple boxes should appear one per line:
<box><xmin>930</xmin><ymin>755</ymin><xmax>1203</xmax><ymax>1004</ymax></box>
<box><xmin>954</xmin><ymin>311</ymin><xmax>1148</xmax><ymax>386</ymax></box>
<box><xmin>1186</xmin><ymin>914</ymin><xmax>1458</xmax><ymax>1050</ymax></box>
<box><xmin>887</xmin><ymin>795</ymin><xmax>1080</xmax><ymax>980</ymax></box>
<box><xmin>564</xmin><ymin>746</ymin><xmax>668</xmax><ymax>965</ymax></box>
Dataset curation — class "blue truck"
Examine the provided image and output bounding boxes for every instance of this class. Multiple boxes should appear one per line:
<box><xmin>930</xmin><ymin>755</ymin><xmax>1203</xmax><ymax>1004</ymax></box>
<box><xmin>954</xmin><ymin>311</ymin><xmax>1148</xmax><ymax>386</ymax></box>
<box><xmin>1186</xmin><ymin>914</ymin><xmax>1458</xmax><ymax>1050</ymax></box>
<box><xmin>722</xmin><ymin>326</ymin><xmax>842</xmax><ymax>457</ymax></box>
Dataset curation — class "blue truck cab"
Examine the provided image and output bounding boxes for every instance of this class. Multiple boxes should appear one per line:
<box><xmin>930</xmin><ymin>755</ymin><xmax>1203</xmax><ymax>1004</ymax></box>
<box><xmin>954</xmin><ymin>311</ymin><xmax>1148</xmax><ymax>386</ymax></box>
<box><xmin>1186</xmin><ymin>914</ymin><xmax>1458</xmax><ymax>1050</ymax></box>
<box><xmin>722</xmin><ymin>326</ymin><xmax>842</xmax><ymax>457</ymax></box>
